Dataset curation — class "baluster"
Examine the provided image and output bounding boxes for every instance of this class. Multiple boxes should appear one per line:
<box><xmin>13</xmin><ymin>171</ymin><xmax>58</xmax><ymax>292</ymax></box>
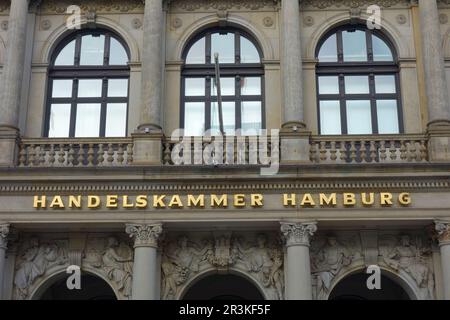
<box><xmin>87</xmin><ymin>144</ymin><xmax>95</xmax><ymax>166</ymax></box>
<box><xmin>68</xmin><ymin>144</ymin><xmax>75</xmax><ymax>166</ymax></box>
<box><xmin>309</xmin><ymin>142</ymin><xmax>318</xmax><ymax>163</ymax></box>
<box><xmin>38</xmin><ymin>144</ymin><xmax>46</xmax><ymax>166</ymax></box>
<box><xmin>339</xmin><ymin>142</ymin><xmax>347</xmax><ymax>162</ymax></box>
<box><xmin>379</xmin><ymin>141</ymin><xmax>386</xmax><ymax>162</ymax></box>
<box><xmin>29</xmin><ymin>144</ymin><xmax>36</xmax><ymax>167</ymax></box>
<box><xmin>319</xmin><ymin>141</ymin><xmax>327</xmax><ymax>162</ymax></box>
<box><xmin>107</xmin><ymin>143</ymin><xmax>114</xmax><ymax>165</ymax></box>
<box><xmin>58</xmin><ymin>144</ymin><xmax>65</xmax><ymax>165</ymax></box>
<box><xmin>97</xmin><ymin>143</ymin><xmax>105</xmax><ymax>165</ymax></box>
<box><xmin>400</xmin><ymin>141</ymin><xmax>407</xmax><ymax>161</ymax></box>
<box><xmin>117</xmin><ymin>144</ymin><xmax>124</xmax><ymax>164</ymax></box>
<box><xmin>77</xmin><ymin>143</ymin><xmax>84</xmax><ymax>166</ymax></box>
<box><xmin>420</xmin><ymin>140</ymin><xmax>427</xmax><ymax>161</ymax></box>
<box><xmin>389</xmin><ymin>140</ymin><xmax>397</xmax><ymax>160</ymax></box>
<box><xmin>369</xmin><ymin>141</ymin><xmax>377</xmax><ymax>162</ymax></box>
<box><xmin>350</xmin><ymin>141</ymin><xmax>357</xmax><ymax>163</ymax></box>
<box><xmin>163</xmin><ymin>142</ymin><xmax>171</xmax><ymax>165</ymax></box>
<box><xmin>359</xmin><ymin>141</ymin><xmax>367</xmax><ymax>163</ymax></box>
<box><xmin>409</xmin><ymin>140</ymin><xmax>417</xmax><ymax>162</ymax></box>
<box><xmin>127</xmin><ymin>143</ymin><xmax>133</xmax><ymax>164</ymax></box>
<box><xmin>330</xmin><ymin>141</ymin><xmax>337</xmax><ymax>161</ymax></box>
<box><xmin>18</xmin><ymin>144</ymin><xmax>27</xmax><ymax>166</ymax></box>
<box><xmin>48</xmin><ymin>144</ymin><xmax>56</xmax><ymax>166</ymax></box>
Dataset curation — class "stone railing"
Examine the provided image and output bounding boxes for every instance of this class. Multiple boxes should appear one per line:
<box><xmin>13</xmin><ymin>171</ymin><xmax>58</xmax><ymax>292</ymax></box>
<box><xmin>309</xmin><ymin>134</ymin><xmax>428</xmax><ymax>164</ymax></box>
<box><xmin>162</xmin><ymin>136</ymin><xmax>278</xmax><ymax>166</ymax></box>
<box><xmin>18</xmin><ymin>138</ymin><xmax>133</xmax><ymax>167</ymax></box>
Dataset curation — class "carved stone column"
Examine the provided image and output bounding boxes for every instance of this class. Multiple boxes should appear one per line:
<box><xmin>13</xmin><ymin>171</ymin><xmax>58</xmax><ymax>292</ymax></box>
<box><xmin>126</xmin><ymin>223</ymin><xmax>163</xmax><ymax>300</ymax></box>
<box><xmin>0</xmin><ymin>224</ymin><xmax>10</xmax><ymax>300</ymax></box>
<box><xmin>418</xmin><ymin>0</ymin><xmax>450</xmax><ymax>161</ymax></box>
<box><xmin>280</xmin><ymin>222</ymin><xmax>317</xmax><ymax>300</ymax></box>
<box><xmin>435</xmin><ymin>221</ymin><xmax>450</xmax><ymax>299</ymax></box>
<box><xmin>0</xmin><ymin>0</ymin><xmax>29</xmax><ymax>167</ymax></box>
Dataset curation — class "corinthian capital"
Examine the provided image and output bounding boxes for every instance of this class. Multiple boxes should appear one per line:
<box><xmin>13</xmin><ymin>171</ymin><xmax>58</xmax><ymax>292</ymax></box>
<box><xmin>435</xmin><ymin>221</ymin><xmax>450</xmax><ymax>245</ymax></box>
<box><xmin>126</xmin><ymin>223</ymin><xmax>163</xmax><ymax>248</ymax></box>
<box><xmin>0</xmin><ymin>224</ymin><xmax>10</xmax><ymax>249</ymax></box>
<box><xmin>280</xmin><ymin>222</ymin><xmax>317</xmax><ymax>247</ymax></box>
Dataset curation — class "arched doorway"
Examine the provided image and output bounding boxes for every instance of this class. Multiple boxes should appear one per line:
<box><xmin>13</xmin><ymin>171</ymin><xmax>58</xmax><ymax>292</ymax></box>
<box><xmin>329</xmin><ymin>271</ymin><xmax>410</xmax><ymax>300</ymax></box>
<box><xmin>38</xmin><ymin>274</ymin><xmax>117</xmax><ymax>300</ymax></box>
<box><xmin>182</xmin><ymin>274</ymin><xmax>265</xmax><ymax>300</ymax></box>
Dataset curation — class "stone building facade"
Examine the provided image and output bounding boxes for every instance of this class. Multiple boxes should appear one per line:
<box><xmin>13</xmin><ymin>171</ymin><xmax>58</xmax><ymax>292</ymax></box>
<box><xmin>0</xmin><ymin>0</ymin><xmax>450</xmax><ymax>300</ymax></box>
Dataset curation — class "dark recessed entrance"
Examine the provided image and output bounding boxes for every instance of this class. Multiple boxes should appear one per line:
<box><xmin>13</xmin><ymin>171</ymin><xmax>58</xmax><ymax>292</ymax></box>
<box><xmin>182</xmin><ymin>274</ymin><xmax>264</xmax><ymax>300</ymax></box>
<box><xmin>329</xmin><ymin>272</ymin><xmax>410</xmax><ymax>300</ymax></box>
<box><xmin>39</xmin><ymin>274</ymin><xmax>117</xmax><ymax>300</ymax></box>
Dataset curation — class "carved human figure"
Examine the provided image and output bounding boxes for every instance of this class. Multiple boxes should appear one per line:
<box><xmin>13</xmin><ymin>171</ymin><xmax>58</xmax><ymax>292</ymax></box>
<box><xmin>14</xmin><ymin>238</ymin><xmax>66</xmax><ymax>299</ymax></box>
<box><xmin>312</xmin><ymin>236</ymin><xmax>353</xmax><ymax>298</ymax></box>
<box><xmin>383</xmin><ymin>235</ymin><xmax>433</xmax><ymax>298</ymax></box>
<box><xmin>101</xmin><ymin>237</ymin><xmax>133</xmax><ymax>297</ymax></box>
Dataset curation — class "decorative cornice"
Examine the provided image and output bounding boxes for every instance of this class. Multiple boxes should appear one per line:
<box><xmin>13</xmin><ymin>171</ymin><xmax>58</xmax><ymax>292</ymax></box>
<box><xmin>435</xmin><ymin>221</ymin><xmax>450</xmax><ymax>245</ymax></box>
<box><xmin>280</xmin><ymin>222</ymin><xmax>317</xmax><ymax>247</ymax></box>
<box><xmin>300</xmin><ymin>0</ymin><xmax>409</xmax><ymax>9</ymax></box>
<box><xmin>126</xmin><ymin>223</ymin><xmax>163</xmax><ymax>248</ymax></box>
<box><xmin>0</xmin><ymin>224</ymin><xmax>10</xmax><ymax>249</ymax></box>
<box><xmin>40</xmin><ymin>0</ymin><xmax>144</xmax><ymax>14</ymax></box>
<box><xmin>0</xmin><ymin>179</ymin><xmax>448</xmax><ymax>193</ymax></box>
<box><xmin>170</xmin><ymin>0</ymin><xmax>280</xmax><ymax>11</ymax></box>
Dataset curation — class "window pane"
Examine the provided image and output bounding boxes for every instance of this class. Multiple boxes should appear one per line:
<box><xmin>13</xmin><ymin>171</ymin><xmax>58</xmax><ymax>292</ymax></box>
<box><xmin>80</xmin><ymin>34</ymin><xmax>105</xmax><ymax>65</ymax></box>
<box><xmin>318</xmin><ymin>34</ymin><xmax>337</xmax><ymax>62</ymax></box>
<box><xmin>52</xmin><ymin>80</ymin><xmax>73</xmax><ymax>98</ymax></box>
<box><xmin>78</xmin><ymin>79</ymin><xmax>103</xmax><ymax>97</ymax></box>
<box><xmin>184</xmin><ymin>102</ymin><xmax>205</xmax><ymax>136</ymax></box>
<box><xmin>55</xmin><ymin>39</ymin><xmax>75</xmax><ymax>66</ymax></box>
<box><xmin>185</xmin><ymin>78</ymin><xmax>205</xmax><ymax>96</ymax></box>
<box><xmin>375</xmin><ymin>75</ymin><xmax>396</xmax><ymax>94</ymax></box>
<box><xmin>211</xmin><ymin>101</ymin><xmax>235</xmax><ymax>135</ymax></box>
<box><xmin>377</xmin><ymin>100</ymin><xmax>399</xmax><ymax>134</ymax></box>
<box><xmin>345</xmin><ymin>76</ymin><xmax>369</xmax><ymax>94</ymax></box>
<box><xmin>108</xmin><ymin>79</ymin><xmax>128</xmax><ymax>97</ymax></box>
<box><xmin>318</xmin><ymin>76</ymin><xmax>339</xmax><ymax>94</ymax></box>
<box><xmin>241</xmin><ymin>101</ymin><xmax>262</xmax><ymax>135</ymax></box>
<box><xmin>373</xmin><ymin>35</ymin><xmax>393</xmax><ymax>62</ymax></box>
<box><xmin>48</xmin><ymin>104</ymin><xmax>71</xmax><ymax>137</ymax></box>
<box><xmin>319</xmin><ymin>100</ymin><xmax>341</xmax><ymax>135</ymax></box>
<box><xmin>343</xmin><ymin>30</ymin><xmax>367</xmax><ymax>62</ymax></box>
<box><xmin>186</xmin><ymin>37</ymin><xmax>205</xmax><ymax>64</ymax></box>
<box><xmin>109</xmin><ymin>37</ymin><xmax>128</xmax><ymax>65</ymax></box>
<box><xmin>211</xmin><ymin>32</ymin><xmax>234</xmax><ymax>63</ymax></box>
<box><xmin>240</xmin><ymin>36</ymin><xmax>260</xmax><ymax>63</ymax></box>
<box><xmin>106</xmin><ymin>103</ymin><xmax>127</xmax><ymax>137</ymax></box>
<box><xmin>211</xmin><ymin>78</ymin><xmax>235</xmax><ymax>96</ymax></box>
<box><xmin>346</xmin><ymin>100</ymin><xmax>372</xmax><ymax>134</ymax></box>
<box><xmin>75</xmin><ymin>103</ymin><xmax>101</xmax><ymax>137</ymax></box>
<box><xmin>241</xmin><ymin>77</ymin><xmax>261</xmax><ymax>95</ymax></box>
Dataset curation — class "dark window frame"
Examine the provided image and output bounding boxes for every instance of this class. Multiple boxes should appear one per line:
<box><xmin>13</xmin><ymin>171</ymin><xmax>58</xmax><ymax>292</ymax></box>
<box><xmin>180</xmin><ymin>27</ymin><xmax>266</xmax><ymax>135</ymax></box>
<box><xmin>315</xmin><ymin>25</ymin><xmax>404</xmax><ymax>135</ymax></box>
<box><xmin>44</xmin><ymin>29</ymin><xmax>130</xmax><ymax>138</ymax></box>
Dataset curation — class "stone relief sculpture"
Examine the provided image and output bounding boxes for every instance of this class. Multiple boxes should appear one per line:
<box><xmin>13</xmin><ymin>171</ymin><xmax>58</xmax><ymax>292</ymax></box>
<box><xmin>14</xmin><ymin>238</ymin><xmax>68</xmax><ymax>300</ymax></box>
<box><xmin>379</xmin><ymin>234</ymin><xmax>434</xmax><ymax>300</ymax></box>
<box><xmin>161</xmin><ymin>233</ymin><xmax>284</xmax><ymax>300</ymax></box>
<box><xmin>83</xmin><ymin>236</ymin><xmax>133</xmax><ymax>298</ymax></box>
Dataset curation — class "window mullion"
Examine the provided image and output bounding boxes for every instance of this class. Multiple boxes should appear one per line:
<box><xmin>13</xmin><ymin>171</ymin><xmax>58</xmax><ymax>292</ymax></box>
<box><xmin>69</xmin><ymin>78</ymin><xmax>79</xmax><ymax>137</ymax></box>
<box><xmin>99</xmin><ymin>77</ymin><xmax>108</xmax><ymax>137</ymax></box>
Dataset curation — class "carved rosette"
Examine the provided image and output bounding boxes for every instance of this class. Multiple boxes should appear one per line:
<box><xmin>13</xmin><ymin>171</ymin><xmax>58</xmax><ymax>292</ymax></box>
<box><xmin>435</xmin><ymin>221</ymin><xmax>450</xmax><ymax>245</ymax></box>
<box><xmin>280</xmin><ymin>222</ymin><xmax>317</xmax><ymax>247</ymax></box>
<box><xmin>0</xmin><ymin>224</ymin><xmax>10</xmax><ymax>249</ymax></box>
<box><xmin>126</xmin><ymin>223</ymin><xmax>163</xmax><ymax>248</ymax></box>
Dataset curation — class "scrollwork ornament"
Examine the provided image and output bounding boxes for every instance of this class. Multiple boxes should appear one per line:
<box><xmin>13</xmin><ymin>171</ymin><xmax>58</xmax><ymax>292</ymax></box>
<box><xmin>126</xmin><ymin>223</ymin><xmax>163</xmax><ymax>247</ymax></box>
<box><xmin>280</xmin><ymin>222</ymin><xmax>317</xmax><ymax>246</ymax></box>
<box><xmin>435</xmin><ymin>221</ymin><xmax>450</xmax><ymax>244</ymax></box>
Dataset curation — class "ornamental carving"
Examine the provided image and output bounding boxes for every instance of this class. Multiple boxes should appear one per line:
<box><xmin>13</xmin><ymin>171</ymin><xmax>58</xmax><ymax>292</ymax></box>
<box><xmin>161</xmin><ymin>232</ymin><xmax>284</xmax><ymax>300</ymax></box>
<box><xmin>170</xmin><ymin>0</ymin><xmax>280</xmax><ymax>11</ymax></box>
<box><xmin>300</xmin><ymin>0</ymin><xmax>408</xmax><ymax>9</ymax></box>
<box><xmin>126</xmin><ymin>223</ymin><xmax>163</xmax><ymax>247</ymax></box>
<box><xmin>39</xmin><ymin>0</ymin><xmax>144</xmax><ymax>14</ymax></box>
<box><xmin>0</xmin><ymin>224</ymin><xmax>10</xmax><ymax>249</ymax></box>
<box><xmin>280</xmin><ymin>222</ymin><xmax>317</xmax><ymax>246</ymax></box>
<box><xmin>434</xmin><ymin>221</ymin><xmax>450</xmax><ymax>243</ymax></box>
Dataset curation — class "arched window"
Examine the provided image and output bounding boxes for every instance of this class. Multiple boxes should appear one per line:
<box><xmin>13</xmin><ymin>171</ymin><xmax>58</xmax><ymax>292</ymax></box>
<box><xmin>181</xmin><ymin>28</ymin><xmax>264</xmax><ymax>136</ymax></box>
<box><xmin>45</xmin><ymin>30</ymin><xmax>130</xmax><ymax>138</ymax></box>
<box><xmin>316</xmin><ymin>25</ymin><xmax>402</xmax><ymax>135</ymax></box>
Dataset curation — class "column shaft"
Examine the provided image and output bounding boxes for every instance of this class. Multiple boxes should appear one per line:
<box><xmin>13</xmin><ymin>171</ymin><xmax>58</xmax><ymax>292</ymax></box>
<box><xmin>418</xmin><ymin>0</ymin><xmax>449</xmax><ymax>123</ymax></box>
<box><xmin>0</xmin><ymin>0</ymin><xmax>29</xmax><ymax>128</ymax></box>
<box><xmin>281</xmin><ymin>0</ymin><xmax>304</xmax><ymax>126</ymax></box>
<box><xmin>0</xmin><ymin>224</ymin><xmax>10</xmax><ymax>300</ymax></box>
<box><xmin>139</xmin><ymin>0</ymin><xmax>164</xmax><ymax>131</ymax></box>
<box><xmin>435</xmin><ymin>222</ymin><xmax>450</xmax><ymax>299</ymax></box>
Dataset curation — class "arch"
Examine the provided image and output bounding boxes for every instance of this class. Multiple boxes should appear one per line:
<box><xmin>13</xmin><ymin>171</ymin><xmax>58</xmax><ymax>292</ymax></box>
<box><xmin>177</xmin><ymin>268</ymin><xmax>269</xmax><ymax>300</ymax></box>
<box><xmin>39</xmin><ymin>16</ymin><xmax>140</xmax><ymax>64</ymax></box>
<box><xmin>306</xmin><ymin>12</ymin><xmax>409</xmax><ymax>60</ymax></box>
<box><xmin>29</xmin><ymin>267</ymin><xmax>119</xmax><ymax>300</ymax></box>
<box><xmin>324</xmin><ymin>265</ymin><xmax>420</xmax><ymax>300</ymax></box>
<box><xmin>174</xmin><ymin>14</ymin><xmax>274</xmax><ymax>61</ymax></box>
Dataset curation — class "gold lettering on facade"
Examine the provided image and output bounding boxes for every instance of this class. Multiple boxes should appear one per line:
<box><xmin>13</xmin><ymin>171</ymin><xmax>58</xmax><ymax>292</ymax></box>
<box><xmin>33</xmin><ymin>195</ymin><xmax>46</xmax><ymax>208</ymax></box>
<box><xmin>319</xmin><ymin>193</ymin><xmax>337</xmax><ymax>206</ymax></box>
<box><xmin>211</xmin><ymin>194</ymin><xmax>228</xmax><ymax>207</ymax></box>
<box><xmin>343</xmin><ymin>193</ymin><xmax>356</xmax><ymax>206</ymax></box>
<box><xmin>88</xmin><ymin>196</ymin><xmax>100</xmax><ymax>208</ymax></box>
<box><xmin>361</xmin><ymin>193</ymin><xmax>375</xmax><ymax>206</ymax></box>
<box><xmin>283</xmin><ymin>193</ymin><xmax>296</xmax><ymax>207</ymax></box>
<box><xmin>135</xmin><ymin>195</ymin><xmax>148</xmax><ymax>208</ymax></box>
<box><xmin>301</xmin><ymin>193</ymin><xmax>316</xmax><ymax>207</ymax></box>
<box><xmin>233</xmin><ymin>194</ymin><xmax>246</xmax><ymax>207</ymax></box>
<box><xmin>380</xmin><ymin>192</ymin><xmax>393</xmax><ymax>206</ymax></box>
<box><xmin>153</xmin><ymin>195</ymin><xmax>166</xmax><ymax>208</ymax></box>
<box><xmin>106</xmin><ymin>195</ymin><xmax>119</xmax><ymax>208</ymax></box>
<box><xmin>251</xmin><ymin>194</ymin><xmax>264</xmax><ymax>207</ymax></box>
<box><xmin>49</xmin><ymin>195</ymin><xmax>64</xmax><ymax>208</ymax></box>
<box><xmin>168</xmin><ymin>195</ymin><xmax>183</xmax><ymax>208</ymax></box>
<box><xmin>122</xmin><ymin>195</ymin><xmax>134</xmax><ymax>208</ymax></box>
<box><xmin>187</xmin><ymin>195</ymin><xmax>205</xmax><ymax>207</ymax></box>
<box><xmin>68</xmin><ymin>195</ymin><xmax>81</xmax><ymax>208</ymax></box>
